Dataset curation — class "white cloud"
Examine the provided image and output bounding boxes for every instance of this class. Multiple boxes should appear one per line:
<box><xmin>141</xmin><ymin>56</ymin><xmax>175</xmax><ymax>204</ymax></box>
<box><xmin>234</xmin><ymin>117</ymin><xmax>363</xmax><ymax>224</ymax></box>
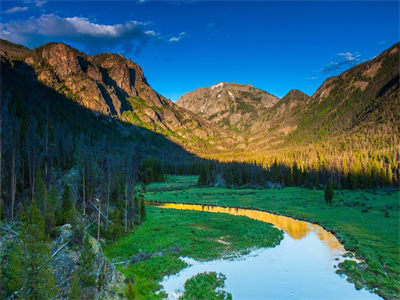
<box><xmin>169</xmin><ymin>32</ymin><xmax>186</xmax><ymax>42</ymax></box>
<box><xmin>63</xmin><ymin>16</ymin><xmax>149</xmax><ymax>38</ymax></box>
<box><xmin>337</xmin><ymin>52</ymin><xmax>360</xmax><ymax>61</ymax></box>
<box><xmin>321</xmin><ymin>51</ymin><xmax>361</xmax><ymax>73</ymax></box>
<box><xmin>0</xmin><ymin>14</ymin><xmax>159</xmax><ymax>54</ymax></box>
<box><xmin>35</xmin><ymin>0</ymin><xmax>47</xmax><ymax>7</ymax></box>
<box><xmin>3</xmin><ymin>6</ymin><xmax>29</xmax><ymax>14</ymax></box>
<box><xmin>144</xmin><ymin>30</ymin><xmax>157</xmax><ymax>36</ymax></box>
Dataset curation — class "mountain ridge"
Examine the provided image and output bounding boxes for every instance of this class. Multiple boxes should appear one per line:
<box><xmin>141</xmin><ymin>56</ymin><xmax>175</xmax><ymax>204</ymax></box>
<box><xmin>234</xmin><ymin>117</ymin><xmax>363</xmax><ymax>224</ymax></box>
<box><xmin>1</xmin><ymin>38</ymin><xmax>399</xmax><ymax>159</ymax></box>
<box><xmin>177</xmin><ymin>42</ymin><xmax>399</xmax><ymax>155</ymax></box>
<box><xmin>0</xmin><ymin>39</ymin><xmax>239</xmax><ymax>153</ymax></box>
<box><xmin>177</xmin><ymin>81</ymin><xmax>279</xmax><ymax>133</ymax></box>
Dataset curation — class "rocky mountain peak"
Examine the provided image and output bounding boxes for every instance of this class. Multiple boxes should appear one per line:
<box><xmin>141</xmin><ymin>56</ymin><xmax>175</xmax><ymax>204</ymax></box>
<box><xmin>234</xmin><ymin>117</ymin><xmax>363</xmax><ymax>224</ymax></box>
<box><xmin>267</xmin><ymin>88</ymin><xmax>310</xmax><ymax>118</ymax></box>
<box><xmin>177</xmin><ymin>81</ymin><xmax>279</xmax><ymax>132</ymax></box>
<box><xmin>91</xmin><ymin>52</ymin><xmax>151</xmax><ymax>102</ymax></box>
<box><xmin>280</xmin><ymin>89</ymin><xmax>310</xmax><ymax>105</ymax></box>
<box><xmin>0</xmin><ymin>38</ymin><xmax>237</xmax><ymax>153</ymax></box>
<box><xmin>0</xmin><ymin>38</ymin><xmax>30</xmax><ymax>57</ymax></box>
<box><xmin>2</xmin><ymin>38</ymin><xmax>397</xmax><ymax>157</ymax></box>
<box><xmin>38</xmin><ymin>42</ymin><xmax>88</xmax><ymax>77</ymax></box>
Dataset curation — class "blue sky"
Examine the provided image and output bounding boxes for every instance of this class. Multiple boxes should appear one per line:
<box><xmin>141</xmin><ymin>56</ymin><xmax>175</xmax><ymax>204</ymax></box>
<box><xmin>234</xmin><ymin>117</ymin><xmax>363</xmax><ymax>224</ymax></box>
<box><xmin>1</xmin><ymin>1</ymin><xmax>398</xmax><ymax>100</ymax></box>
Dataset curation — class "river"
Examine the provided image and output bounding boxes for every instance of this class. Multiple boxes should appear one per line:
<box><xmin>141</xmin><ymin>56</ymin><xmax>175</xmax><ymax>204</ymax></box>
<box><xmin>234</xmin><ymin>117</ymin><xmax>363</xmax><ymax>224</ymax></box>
<box><xmin>151</xmin><ymin>202</ymin><xmax>381</xmax><ymax>300</ymax></box>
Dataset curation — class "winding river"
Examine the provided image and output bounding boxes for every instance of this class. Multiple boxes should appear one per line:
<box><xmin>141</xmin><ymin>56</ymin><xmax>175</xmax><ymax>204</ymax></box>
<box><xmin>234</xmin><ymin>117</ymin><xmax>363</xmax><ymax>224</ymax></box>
<box><xmin>152</xmin><ymin>203</ymin><xmax>381</xmax><ymax>300</ymax></box>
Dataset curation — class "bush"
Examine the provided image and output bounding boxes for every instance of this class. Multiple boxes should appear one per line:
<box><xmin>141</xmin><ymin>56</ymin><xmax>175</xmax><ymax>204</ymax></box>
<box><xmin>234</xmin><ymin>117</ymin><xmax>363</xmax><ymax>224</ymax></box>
<box><xmin>324</xmin><ymin>179</ymin><xmax>334</xmax><ymax>205</ymax></box>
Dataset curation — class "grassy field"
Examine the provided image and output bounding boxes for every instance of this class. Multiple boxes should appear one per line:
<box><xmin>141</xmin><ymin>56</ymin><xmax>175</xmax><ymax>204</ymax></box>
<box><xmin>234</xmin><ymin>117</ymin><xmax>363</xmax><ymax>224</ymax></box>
<box><xmin>144</xmin><ymin>175</ymin><xmax>400</xmax><ymax>299</ymax></box>
<box><xmin>104</xmin><ymin>203</ymin><xmax>283</xmax><ymax>299</ymax></box>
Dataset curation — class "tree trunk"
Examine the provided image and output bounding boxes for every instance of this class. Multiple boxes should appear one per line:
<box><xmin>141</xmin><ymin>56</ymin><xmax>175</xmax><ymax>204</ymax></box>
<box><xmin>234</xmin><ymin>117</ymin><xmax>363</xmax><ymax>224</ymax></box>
<box><xmin>124</xmin><ymin>183</ymin><xmax>128</xmax><ymax>233</ymax></box>
<box><xmin>97</xmin><ymin>198</ymin><xmax>101</xmax><ymax>241</ymax></box>
<box><xmin>10</xmin><ymin>144</ymin><xmax>16</xmax><ymax>220</ymax></box>
<box><xmin>44</xmin><ymin>105</ymin><xmax>49</xmax><ymax>182</ymax></box>
<box><xmin>0</xmin><ymin>96</ymin><xmax>1</xmax><ymax>297</ymax></box>
<box><xmin>0</xmin><ymin>89</ymin><xmax>2</xmax><ymax>220</ymax></box>
<box><xmin>82</xmin><ymin>165</ymin><xmax>86</xmax><ymax>215</ymax></box>
<box><xmin>106</xmin><ymin>161</ymin><xmax>111</xmax><ymax>229</ymax></box>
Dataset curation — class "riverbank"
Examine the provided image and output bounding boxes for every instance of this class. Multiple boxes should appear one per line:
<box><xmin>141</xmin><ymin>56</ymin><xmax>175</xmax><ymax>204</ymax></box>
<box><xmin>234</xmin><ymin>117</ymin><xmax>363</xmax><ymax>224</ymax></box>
<box><xmin>145</xmin><ymin>176</ymin><xmax>400</xmax><ymax>299</ymax></box>
<box><xmin>104</xmin><ymin>205</ymin><xmax>283</xmax><ymax>299</ymax></box>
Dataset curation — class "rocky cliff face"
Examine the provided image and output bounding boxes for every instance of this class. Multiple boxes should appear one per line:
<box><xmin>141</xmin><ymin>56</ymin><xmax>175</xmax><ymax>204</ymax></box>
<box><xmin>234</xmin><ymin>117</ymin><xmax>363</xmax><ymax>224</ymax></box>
<box><xmin>0</xmin><ymin>39</ymin><xmax>238</xmax><ymax>153</ymax></box>
<box><xmin>1</xmin><ymin>38</ymin><xmax>398</xmax><ymax>156</ymax></box>
<box><xmin>177</xmin><ymin>82</ymin><xmax>279</xmax><ymax>132</ymax></box>
<box><xmin>50</xmin><ymin>225</ymin><xmax>126</xmax><ymax>299</ymax></box>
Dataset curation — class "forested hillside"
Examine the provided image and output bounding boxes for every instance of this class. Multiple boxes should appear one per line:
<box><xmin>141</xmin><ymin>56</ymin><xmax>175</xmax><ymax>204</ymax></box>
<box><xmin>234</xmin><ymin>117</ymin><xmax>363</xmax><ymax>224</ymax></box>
<box><xmin>0</xmin><ymin>44</ymin><xmax>200</xmax><ymax>299</ymax></box>
<box><xmin>193</xmin><ymin>43</ymin><xmax>400</xmax><ymax>189</ymax></box>
<box><xmin>0</xmin><ymin>39</ymin><xmax>239</xmax><ymax>153</ymax></box>
<box><xmin>1</xmin><ymin>39</ymin><xmax>398</xmax><ymax>196</ymax></box>
<box><xmin>0</xmin><ymin>37</ymin><xmax>399</xmax><ymax>300</ymax></box>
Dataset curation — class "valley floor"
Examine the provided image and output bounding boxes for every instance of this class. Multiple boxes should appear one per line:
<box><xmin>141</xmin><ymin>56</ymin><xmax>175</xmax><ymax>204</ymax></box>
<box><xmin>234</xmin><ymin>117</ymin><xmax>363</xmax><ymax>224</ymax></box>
<box><xmin>106</xmin><ymin>176</ymin><xmax>399</xmax><ymax>299</ymax></box>
<box><xmin>104</xmin><ymin>191</ymin><xmax>282</xmax><ymax>299</ymax></box>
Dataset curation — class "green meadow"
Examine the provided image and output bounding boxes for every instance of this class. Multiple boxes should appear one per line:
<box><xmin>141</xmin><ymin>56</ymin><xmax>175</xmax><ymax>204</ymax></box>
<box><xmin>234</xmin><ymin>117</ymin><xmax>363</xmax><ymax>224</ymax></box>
<box><xmin>104</xmin><ymin>202</ymin><xmax>282</xmax><ymax>299</ymax></box>
<box><xmin>145</xmin><ymin>175</ymin><xmax>400</xmax><ymax>299</ymax></box>
<box><xmin>106</xmin><ymin>175</ymin><xmax>399</xmax><ymax>299</ymax></box>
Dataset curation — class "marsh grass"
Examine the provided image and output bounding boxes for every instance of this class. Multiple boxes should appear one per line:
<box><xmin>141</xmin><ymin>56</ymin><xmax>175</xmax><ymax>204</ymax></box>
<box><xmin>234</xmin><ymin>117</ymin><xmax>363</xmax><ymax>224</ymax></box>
<box><xmin>145</xmin><ymin>175</ymin><xmax>400</xmax><ymax>299</ymax></box>
<box><xmin>104</xmin><ymin>205</ymin><xmax>282</xmax><ymax>299</ymax></box>
<box><xmin>179</xmin><ymin>272</ymin><xmax>232</xmax><ymax>300</ymax></box>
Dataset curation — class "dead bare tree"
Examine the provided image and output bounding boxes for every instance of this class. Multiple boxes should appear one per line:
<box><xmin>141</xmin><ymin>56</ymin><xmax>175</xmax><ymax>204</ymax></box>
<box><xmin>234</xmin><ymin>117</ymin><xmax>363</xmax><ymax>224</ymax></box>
<box><xmin>0</xmin><ymin>86</ymin><xmax>2</xmax><ymax>220</ymax></box>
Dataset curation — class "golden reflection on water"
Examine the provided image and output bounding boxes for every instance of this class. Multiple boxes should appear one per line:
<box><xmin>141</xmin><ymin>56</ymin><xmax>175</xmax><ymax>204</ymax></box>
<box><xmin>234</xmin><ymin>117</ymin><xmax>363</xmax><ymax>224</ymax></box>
<box><xmin>156</xmin><ymin>203</ymin><xmax>345</xmax><ymax>253</ymax></box>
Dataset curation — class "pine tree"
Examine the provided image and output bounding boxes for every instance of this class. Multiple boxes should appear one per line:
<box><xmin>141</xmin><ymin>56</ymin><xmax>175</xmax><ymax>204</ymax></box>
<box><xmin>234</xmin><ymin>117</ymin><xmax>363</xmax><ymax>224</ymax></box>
<box><xmin>79</xmin><ymin>234</ymin><xmax>96</xmax><ymax>299</ymax></box>
<box><xmin>133</xmin><ymin>193</ymin><xmax>140</xmax><ymax>224</ymax></box>
<box><xmin>9</xmin><ymin>201</ymin><xmax>57</xmax><ymax>299</ymax></box>
<box><xmin>198</xmin><ymin>164</ymin><xmax>208</xmax><ymax>185</ymax></box>
<box><xmin>140</xmin><ymin>194</ymin><xmax>146</xmax><ymax>223</ymax></box>
<box><xmin>6</xmin><ymin>243</ymin><xmax>24</xmax><ymax>295</ymax></box>
<box><xmin>272</xmin><ymin>159</ymin><xmax>279</xmax><ymax>183</ymax></box>
<box><xmin>324</xmin><ymin>179</ymin><xmax>334</xmax><ymax>205</ymax></box>
<box><xmin>233</xmin><ymin>164</ymin><xmax>240</xmax><ymax>186</ymax></box>
<box><xmin>48</xmin><ymin>185</ymin><xmax>58</xmax><ymax>212</ymax></box>
<box><xmin>125</xmin><ymin>281</ymin><xmax>136</xmax><ymax>300</ymax></box>
<box><xmin>34</xmin><ymin>169</ymin><xmax>47</xmax><ymax>214</ymax></box>
<box><xmin>107</xmin><ymin>208</ymin><xmax>123</xmax><ymax>241</ymax></box>
<box><xmin>44</xmin><ymin>185</ymin><xmax>57</xmax><ymax>235</ymax></box>
<box><xmin>387</xmin><ymin>164</ymin><xmax>393</xmax><ymax>186</ymax></box>
<box><xmin>60</xmin><ymin>184</ymin><xmax>74</xmax><ymax>225</ymax></box>
<box><xmin>68</xmin><ymin>269</ymin><xmax>82</xmax><ymax>300</ymax></box>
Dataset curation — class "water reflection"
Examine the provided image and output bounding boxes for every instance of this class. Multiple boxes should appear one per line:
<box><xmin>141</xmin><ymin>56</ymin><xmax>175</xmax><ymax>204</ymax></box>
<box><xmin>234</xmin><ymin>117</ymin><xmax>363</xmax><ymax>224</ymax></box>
<box><xmin>150</xmin><ymin>202</ymin><xmax>381</xmax><ymax>299</ymax></box>
<box><xmin>158</xmin><ymin>203</ymin><xmax>344</xmax><ymax>253</ymax></box>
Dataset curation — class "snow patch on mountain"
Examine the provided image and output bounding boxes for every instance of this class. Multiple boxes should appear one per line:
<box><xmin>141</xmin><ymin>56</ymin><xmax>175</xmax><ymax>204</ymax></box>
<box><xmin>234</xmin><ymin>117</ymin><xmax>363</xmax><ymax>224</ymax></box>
<box><xmin>211</xmin><ymin>82</ymin><xmax>224</xmax><ymax>90</ymax></box>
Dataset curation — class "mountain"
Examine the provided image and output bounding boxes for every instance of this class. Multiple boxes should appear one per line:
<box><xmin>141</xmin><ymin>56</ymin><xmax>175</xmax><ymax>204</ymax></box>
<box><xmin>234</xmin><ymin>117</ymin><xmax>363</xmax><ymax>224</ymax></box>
<box><xmin>0</xmin><ymin>39</ymin><xmax>237</xmax><ymax>153</ymax></box>
<box><xmin>177</xmin><ymin>82</ymin><xmax>279</xmax><ymax>132</ymax></box>
<box><xmin>1</xmin><ymin>38</ymin><xmax>398</xmax><ymax>159</ymax></box>
<box><xmin>0</xmin><ymin>47</ymin><xmax>197</xmax><ymax>165</ymax></box>
<box><xmin>270</xmin><ymin>89</ymin><xmax>310</xmax><ymax>117</ymax></box>
<box><xmin>285</xmin><ymin>42</ymin><xmax>400</xmax><ymax>146</ymax></box>
<box><xmin>177</xmin><ymin>42</ymin><xmax>399</xmax><ymax>156</ymax></box>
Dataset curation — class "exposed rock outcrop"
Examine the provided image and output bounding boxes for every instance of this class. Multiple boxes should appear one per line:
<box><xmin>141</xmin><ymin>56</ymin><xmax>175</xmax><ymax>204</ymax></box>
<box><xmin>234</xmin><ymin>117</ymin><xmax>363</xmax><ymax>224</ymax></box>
<box><xmin>50</xmin><ymin>225</ymin><xmax>126</xmax><ymax>299</ymax></box>
<box><xmin>177</xmin><ymin>81</ymin><xmax>279</xmax><ymax>132</ymax></box>
<box><xmin>0</xmin><ymin>38</ymin><xmax>238</xmax><ymax>153</ymax></box>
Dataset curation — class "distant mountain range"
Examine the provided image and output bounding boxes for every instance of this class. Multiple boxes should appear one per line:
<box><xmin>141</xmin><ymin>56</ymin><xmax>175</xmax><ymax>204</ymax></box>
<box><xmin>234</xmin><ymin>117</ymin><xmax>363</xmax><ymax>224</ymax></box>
<box><xmin>178</xmin><ymin>43</ymin><xmax>399</xmax><ymax>155</ymax></box>
<box><xmin>1</xmin><ymin>38</ymin><xmax>399</xmax><ymax>158</ymax></box>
